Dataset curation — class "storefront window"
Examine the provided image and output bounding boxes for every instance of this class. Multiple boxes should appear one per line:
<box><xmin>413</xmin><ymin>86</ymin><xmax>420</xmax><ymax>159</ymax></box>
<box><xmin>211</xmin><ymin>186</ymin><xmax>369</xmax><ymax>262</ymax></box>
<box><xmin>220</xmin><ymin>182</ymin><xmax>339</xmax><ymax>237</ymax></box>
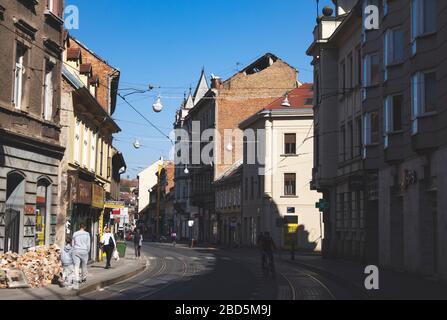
<box><xmin>36</xmin><ymin>179</ymin><xmax>51</xmax><ymax>246</ymax></box>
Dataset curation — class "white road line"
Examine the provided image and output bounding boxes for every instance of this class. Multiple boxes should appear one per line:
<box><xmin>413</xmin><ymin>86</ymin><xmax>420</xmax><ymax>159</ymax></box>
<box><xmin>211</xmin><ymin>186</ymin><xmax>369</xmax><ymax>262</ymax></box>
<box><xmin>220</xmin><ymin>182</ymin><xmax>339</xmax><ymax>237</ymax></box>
<box><xmin>165</xmin><ymin>257</ymin><xmax>174</xmax><ymax>260</ymax></box>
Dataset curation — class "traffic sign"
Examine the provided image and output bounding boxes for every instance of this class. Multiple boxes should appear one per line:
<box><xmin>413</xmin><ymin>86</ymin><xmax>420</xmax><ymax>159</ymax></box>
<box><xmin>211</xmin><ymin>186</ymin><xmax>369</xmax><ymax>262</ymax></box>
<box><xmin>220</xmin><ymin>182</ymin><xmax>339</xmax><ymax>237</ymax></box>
<box><xmin>316</xmin><ymin>199</ymin><xmax>329</xmax><ymax>212</ymax></box>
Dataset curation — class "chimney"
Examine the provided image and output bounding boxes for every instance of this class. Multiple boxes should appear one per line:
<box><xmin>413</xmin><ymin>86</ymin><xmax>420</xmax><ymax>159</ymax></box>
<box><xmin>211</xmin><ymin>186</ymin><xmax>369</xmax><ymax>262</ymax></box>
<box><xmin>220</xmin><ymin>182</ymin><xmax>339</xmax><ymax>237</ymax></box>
<box><xmin>210</xmin><ymin>75</ymin><xmax>222</xmax><ymax>89</ymax></box>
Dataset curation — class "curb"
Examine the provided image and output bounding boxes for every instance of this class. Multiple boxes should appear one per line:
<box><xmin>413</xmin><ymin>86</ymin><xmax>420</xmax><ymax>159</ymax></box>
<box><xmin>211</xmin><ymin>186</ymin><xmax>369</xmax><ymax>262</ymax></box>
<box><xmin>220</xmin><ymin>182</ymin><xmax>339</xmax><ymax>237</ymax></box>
<box><xmin>59</xmin><ymin>261</ymin><xmax>147</xmax><ymax>298</ymax></box>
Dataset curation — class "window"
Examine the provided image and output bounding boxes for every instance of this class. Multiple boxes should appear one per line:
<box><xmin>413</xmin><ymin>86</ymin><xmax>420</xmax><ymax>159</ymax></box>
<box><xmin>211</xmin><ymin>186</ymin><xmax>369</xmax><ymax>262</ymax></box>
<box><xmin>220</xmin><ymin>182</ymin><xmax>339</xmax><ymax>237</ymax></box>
<box><xmin>363</xmin><ymin>112</ymin><xmax>379</xmax><ymax>158</ymax></box>
<box><xmin>411</xmin><ymin>0</ymin><xmax>437</xmax><ymax>54</ymax></box>
<box><xmin>383</xmin><ymin>0</ymin><xmax>389</xmax><ymax>16</ymax></box>
<box><xmin>356</xmin><ymin>117</ymin><xmax>363</xmax><ymax>157</ymax></box>
<box><xmin>74</xmin><ymin>120</ymin><xmax>81</xmax><ymax>163</ymax></box>
<box><xmin>384</xmin><ymin>28</ymin><xmax>404</xmax><ymax>76</ymax></box>
<box><xmin>43</xmin><ymin>60</ymin><xmax>55</xmax><ymax>121</ymax></box>
<box><xmin>13</xmin><ymin>43</ymin><xmax>27</xmax><ymax>110</ymax></box>
<box><xmin>258</xmin><ymin>175</ymin><xmax>262</xmax><ymax>198</ymax></box>
<box><xmin>82</xmin><ymin>127</ymin><xmax>89</xmax><ymax>168</ymax></box>
<box><xmin>411</xmin><ymin>71</ymin><xmax>437</xmax><ymax>134</ymax></box>
<box><xmin>348</xmin><ymin>54</ymin><xmax>353</xmax><ymax>90</ymax></box>
<box><xmin>384</xmin><ymin>95</ymin><xmax>403</xmax><ymax>147</ymax></box>
<box><xmin>284</xmin><ymin>173</ymin><xmax>296</xmax><ymax>196</ymax></box>
<box><xmin>362</xmin><ymin>54</ymin><xmax>380</xmax><ymax>99</ymax></box>
<box><xmin>340</xmin><ymin>60</ymin><xmax>346</xmax><ymax>94</ymax></box>
<box><xmin>348</xmin><ymin>121</ymin><xmax>354</xmax><ymax>159</ymax></box>
<box><xmin>99</xmin><ymin>138</ymin><xmax>104</xmax><ymax>176</ymax></box>
<box><xmin>47</xmin><ymin>0</ymin><xmax>62</xmax><ymax>17</ymax></box>
<box><xmin>341</xmin><ymin>124</ymin><xmax>346</xmax><ymax>161</ymax></box>
<box><xmin>356</xmin><ymin>47</ymin><xmax>362</xmax><ymax>86</ymax></box>
<box><xmin>90</xmin><ymin>132</ymin><xmax>97</xmax><ymax>171</ymax></box>
<box><xmin>284</xmin><ymin>133</ymin><xmax>296</xmax><ymax>155</ymax></box>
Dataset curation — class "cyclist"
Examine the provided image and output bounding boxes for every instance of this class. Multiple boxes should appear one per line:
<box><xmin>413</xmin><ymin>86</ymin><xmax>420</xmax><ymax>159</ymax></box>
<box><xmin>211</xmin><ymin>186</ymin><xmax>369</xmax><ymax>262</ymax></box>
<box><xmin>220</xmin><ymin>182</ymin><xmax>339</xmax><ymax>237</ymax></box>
<box><xmin>261</xmin><ymin>232</ymin><xmax>276</xmax><ymax>275</ymax></box>
<box><xmin>171</xmin><ymin>231</ymin><xmax>177</xmax><ymax>247</ymax></box>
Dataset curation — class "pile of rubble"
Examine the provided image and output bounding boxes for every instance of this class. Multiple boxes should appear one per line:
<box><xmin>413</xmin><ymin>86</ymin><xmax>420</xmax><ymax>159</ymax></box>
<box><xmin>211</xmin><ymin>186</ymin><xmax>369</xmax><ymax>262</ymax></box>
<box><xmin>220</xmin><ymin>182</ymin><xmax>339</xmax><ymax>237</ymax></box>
<box><xmin>0</xmin><ymin>245</ymin><xmax>63</xmax><ymax>288</ymax></box>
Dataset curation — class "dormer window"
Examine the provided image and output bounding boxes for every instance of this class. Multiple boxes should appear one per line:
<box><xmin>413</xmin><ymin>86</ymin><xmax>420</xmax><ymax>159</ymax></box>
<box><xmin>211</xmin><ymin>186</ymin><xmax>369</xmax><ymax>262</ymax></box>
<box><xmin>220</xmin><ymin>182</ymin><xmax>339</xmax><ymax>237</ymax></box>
<box><xmin>67</xmin><ymin>47</ymin><xmax>82</xmax><ymax>65</ymax></box>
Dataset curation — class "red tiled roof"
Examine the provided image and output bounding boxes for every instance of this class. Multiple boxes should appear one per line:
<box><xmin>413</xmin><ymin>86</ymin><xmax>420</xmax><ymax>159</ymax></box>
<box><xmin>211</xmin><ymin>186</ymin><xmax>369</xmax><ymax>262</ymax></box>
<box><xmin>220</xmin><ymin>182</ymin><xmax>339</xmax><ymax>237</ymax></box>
<box><xmin>67</xmin><ymin>47</ymin><xmax>81</xmax><ymax>61</ymax></box>
<box><xmin>80</xmin><ymin>63</ymin><xmax>92</xmax><ymax>75</ymax></box>
<box><xmin>264</xmin><ymin>83</ymin><xmax>314</xmax><ymax>110</ymax></box>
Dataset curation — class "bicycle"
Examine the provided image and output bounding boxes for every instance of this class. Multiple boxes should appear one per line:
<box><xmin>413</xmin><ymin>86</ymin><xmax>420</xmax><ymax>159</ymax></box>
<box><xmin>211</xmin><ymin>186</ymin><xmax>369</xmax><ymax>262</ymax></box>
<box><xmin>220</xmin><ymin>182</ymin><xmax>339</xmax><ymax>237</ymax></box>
<box><xmin>262</xmin><ymin>250</ymin><xmax>276</xmax><ymax>278</ymax></box>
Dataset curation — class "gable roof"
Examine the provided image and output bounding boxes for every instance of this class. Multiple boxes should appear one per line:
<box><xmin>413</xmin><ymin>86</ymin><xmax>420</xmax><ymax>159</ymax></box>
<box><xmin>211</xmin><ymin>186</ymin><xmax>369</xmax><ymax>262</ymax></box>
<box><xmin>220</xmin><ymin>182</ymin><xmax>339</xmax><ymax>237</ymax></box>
<box><xmin>263</xmin><ymin>83</ymin><xmax>313</xmax><ymax>110</ymax></box>
<box><xmin>193</xmin><ymin>68</ymin><xmax>209</xmax><ymax>105</ymax></box>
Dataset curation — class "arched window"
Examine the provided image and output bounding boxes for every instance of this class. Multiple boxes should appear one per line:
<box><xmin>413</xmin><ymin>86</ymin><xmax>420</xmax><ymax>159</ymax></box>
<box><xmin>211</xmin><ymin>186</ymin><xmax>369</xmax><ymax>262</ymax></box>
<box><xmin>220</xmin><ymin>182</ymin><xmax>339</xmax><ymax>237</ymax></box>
<box><xmin>36</xmin><ymin>178</ymin><xmax>52</xmax><ymax>246</ymax></box>
<box><xmin>5</xmin><ymin>172</ymin><xmax>26</xmax><ymax>253</ymax></box>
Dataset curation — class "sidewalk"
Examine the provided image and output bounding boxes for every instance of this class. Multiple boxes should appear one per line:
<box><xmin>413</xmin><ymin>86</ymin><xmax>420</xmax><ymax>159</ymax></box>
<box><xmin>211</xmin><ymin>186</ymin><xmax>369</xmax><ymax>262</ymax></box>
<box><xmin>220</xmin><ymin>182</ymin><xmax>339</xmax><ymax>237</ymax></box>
<box><xmin>277</xmin><ymin>251</ymin><xmax>447</xmax><ymax>300</ymax></box>
<box><xmin>0</xmin><ymin>244</ymin><xmax>147</xmax><ymax>300</ymax></box>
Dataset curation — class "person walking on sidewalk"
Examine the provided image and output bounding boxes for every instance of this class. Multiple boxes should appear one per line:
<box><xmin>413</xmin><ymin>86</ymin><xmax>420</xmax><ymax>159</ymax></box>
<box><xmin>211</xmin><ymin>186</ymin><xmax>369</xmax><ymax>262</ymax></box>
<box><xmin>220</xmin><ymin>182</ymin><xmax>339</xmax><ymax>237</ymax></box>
<box><xmin>72</xmin><ymin>224</ymin><xmax>91</xmax><ymax>284</ymax></box>
<box><xmin>133</xmin><ymin>228</ymin><xmax>143</xmax><ymax>259</ymax></box>
<box><xmin>171</xmin><ymin>231</ymin><xmax>177</xmax><ymax>247</ymax></box>
<box><xmin>101</xmin><ymin>227</ymin><xmax>116</xmax><ymax>269</ymax></box>
<box><xmin>60</xmin><ymin>236</ymin><xmax>75</xmax><ymax>289</ymax></box>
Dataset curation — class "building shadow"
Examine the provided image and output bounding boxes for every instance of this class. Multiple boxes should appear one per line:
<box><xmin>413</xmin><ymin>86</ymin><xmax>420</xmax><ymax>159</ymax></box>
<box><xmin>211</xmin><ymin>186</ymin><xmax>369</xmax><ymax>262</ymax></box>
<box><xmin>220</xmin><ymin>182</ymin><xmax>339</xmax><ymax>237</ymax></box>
<box><xmin>0</xmin><ymin>143</ymin><xmax>5</xmax><ymax>167</ymax></box>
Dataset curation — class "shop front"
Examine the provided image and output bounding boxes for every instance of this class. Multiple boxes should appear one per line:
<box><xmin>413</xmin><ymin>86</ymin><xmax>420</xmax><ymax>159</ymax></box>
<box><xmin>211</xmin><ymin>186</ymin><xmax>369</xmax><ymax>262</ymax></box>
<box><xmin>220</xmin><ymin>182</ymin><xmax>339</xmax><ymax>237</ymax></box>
<box><xmin>67</xmin><ymin>172</ymin><xmax>105</xmax><ymax>261</ymax></box>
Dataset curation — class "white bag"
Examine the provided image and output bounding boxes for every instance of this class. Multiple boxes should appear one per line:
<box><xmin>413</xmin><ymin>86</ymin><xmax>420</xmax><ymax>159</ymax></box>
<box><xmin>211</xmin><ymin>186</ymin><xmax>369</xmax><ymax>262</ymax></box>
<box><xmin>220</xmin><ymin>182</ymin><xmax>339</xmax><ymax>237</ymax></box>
<box><xmin>113</xmin><ymin>249</ymin><xmax>120</xmax><ymax>261</ymax></box>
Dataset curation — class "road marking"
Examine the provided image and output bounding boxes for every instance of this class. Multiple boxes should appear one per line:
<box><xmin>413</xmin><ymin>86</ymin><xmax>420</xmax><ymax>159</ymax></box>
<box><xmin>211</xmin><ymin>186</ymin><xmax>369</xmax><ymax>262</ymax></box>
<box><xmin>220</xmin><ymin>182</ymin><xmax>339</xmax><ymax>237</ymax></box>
<box><xmin>165</xmin><ymin>257</ymin><xmax>174</xmax><ymax>260</ymax></box>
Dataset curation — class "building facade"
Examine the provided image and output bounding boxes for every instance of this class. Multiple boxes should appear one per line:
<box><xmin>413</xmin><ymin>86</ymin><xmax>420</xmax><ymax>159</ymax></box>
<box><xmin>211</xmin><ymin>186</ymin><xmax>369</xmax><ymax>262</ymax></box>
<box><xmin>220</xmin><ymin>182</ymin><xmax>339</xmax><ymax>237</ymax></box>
<box><xmin>309</xmin><ymin>0</ymin><xmax>447</xmax><ymax>280</ymax></box>
<box><xmin>0</xmin><ymin>0</ymin><xmax>65</xmax><ymax>254</ymax></box>
<box><xmin>60</xmin><ymin>34</ymin><xmax>123</xmax><ymax>260</ymax></box>
<box><xmin>240</xmin><ymin>85</ymin><xmax>322</xmax><ymax>250</ymax></box>
<box><xmin>173</xmin><ymin>70</ymin><xmax>208</xmax><ymax>241</ymax></box>
<box><xmin>214</xmin><ymin>160</ymin><xmax>242</xmax><ymax>246</ymax></box>
<box><xmin>181</xmin><ymin>54</ymin><xmax>298</xmax><ymax>244</ymax></box>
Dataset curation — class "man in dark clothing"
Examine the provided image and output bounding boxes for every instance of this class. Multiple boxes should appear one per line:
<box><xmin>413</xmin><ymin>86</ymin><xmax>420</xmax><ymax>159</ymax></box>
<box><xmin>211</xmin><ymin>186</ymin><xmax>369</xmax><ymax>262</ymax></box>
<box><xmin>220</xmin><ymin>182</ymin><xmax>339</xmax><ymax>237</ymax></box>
<box><xmin>133</xmin><ymin>228</ymin><xmax>143</xmax><ymax>259</ymax></box>
<box><xmin>261</xmin><ymin>232</ymin><xmax>276</xmax><ymax>274</ymax></box>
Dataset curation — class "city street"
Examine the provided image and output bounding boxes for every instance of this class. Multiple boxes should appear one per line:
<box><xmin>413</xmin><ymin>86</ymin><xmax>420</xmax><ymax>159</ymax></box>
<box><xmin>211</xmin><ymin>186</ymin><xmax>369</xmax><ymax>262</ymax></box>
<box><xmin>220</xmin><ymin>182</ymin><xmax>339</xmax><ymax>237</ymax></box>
<box><xmin>77</xmin><ymin>243</ymin><xmax>364</xmax><ymax>300</ymax></box>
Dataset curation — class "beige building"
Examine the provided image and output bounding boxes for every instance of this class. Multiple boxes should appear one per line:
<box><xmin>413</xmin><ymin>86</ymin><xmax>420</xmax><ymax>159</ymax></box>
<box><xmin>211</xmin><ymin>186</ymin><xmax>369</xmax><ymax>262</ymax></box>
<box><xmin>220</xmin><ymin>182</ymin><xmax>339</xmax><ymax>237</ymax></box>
<box><xmin>59</xmin><ymin>34</ymin><xmax>123</xmax><ymax>260</ymax></box>
<box><xmin>240</xmin><ymin>85</ymin><xmax>322</xmax><ymax>251</ymax></box>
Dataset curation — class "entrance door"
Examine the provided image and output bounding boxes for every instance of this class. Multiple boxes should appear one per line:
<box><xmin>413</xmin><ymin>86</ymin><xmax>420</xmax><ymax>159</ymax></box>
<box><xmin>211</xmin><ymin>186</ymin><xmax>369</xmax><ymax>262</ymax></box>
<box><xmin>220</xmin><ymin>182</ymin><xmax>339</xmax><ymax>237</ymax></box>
<box><xmin>5</xmin><ymin>172</ymin><xmax>25</xmax><ymax>253</ymax></box>
<box><xmin>5</xmin><ymin>208</ymin><xmax>20</xmax><ymax>253</ymax></box>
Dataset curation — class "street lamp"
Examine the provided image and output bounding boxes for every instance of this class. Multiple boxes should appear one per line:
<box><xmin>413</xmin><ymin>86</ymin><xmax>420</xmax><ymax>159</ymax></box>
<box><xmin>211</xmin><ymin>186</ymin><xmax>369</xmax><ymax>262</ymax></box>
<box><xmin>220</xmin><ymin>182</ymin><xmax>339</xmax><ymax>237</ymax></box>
<box><xmin>152</xmin><ymin>96</ymin><xmax>164</xmax><ymax>113</ymax></box>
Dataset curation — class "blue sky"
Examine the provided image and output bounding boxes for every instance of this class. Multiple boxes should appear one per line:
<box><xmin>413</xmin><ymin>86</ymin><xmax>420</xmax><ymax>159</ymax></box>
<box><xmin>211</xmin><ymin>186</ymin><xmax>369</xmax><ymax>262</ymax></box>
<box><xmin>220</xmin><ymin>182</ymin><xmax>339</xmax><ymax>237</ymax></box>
<box><xmin>66</xmin><ymin>0</ymin><xmax>333</xmax><ymax>178</ymax></box>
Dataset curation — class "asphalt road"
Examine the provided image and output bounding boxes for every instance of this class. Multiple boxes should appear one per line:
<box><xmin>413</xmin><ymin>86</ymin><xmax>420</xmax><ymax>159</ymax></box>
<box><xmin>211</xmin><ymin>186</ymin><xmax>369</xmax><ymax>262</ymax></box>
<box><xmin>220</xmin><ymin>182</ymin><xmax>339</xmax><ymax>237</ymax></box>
<box><xmin>77</xmin><ymin>243</ymin><xmax>363</xmax><ymax>300</ymax></box>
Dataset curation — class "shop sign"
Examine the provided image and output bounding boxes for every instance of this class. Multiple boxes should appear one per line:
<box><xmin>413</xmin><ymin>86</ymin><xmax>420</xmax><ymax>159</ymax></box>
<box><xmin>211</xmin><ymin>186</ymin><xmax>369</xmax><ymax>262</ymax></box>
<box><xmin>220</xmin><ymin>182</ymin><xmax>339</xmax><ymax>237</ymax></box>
<box><xmin>104</xmin><ymin>201</ymin><xmax>125</xmax><ymax>209</ymax></box>
<box><xmin>69</xmin><ymin>175</ymin><xmax>92</xmax><ymax>205</ymax></box>
<box><xmin>92</xmin><ymin>184</ymin><xmax>105</xmax><ymax>209</ymax></box>
<box><xmin>77</xmin><ymin>179</ymin><xmax>92</xmax><ymax>205</ymax></box>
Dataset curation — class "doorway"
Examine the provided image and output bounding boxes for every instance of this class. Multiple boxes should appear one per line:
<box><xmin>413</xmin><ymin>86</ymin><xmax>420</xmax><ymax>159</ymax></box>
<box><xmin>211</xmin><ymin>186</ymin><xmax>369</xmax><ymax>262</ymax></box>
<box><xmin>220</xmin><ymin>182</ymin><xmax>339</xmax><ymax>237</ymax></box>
<box><xmin>5</xmin><ymin>172</ymin><xmax>25</xmax><ymax>253</ymax></box>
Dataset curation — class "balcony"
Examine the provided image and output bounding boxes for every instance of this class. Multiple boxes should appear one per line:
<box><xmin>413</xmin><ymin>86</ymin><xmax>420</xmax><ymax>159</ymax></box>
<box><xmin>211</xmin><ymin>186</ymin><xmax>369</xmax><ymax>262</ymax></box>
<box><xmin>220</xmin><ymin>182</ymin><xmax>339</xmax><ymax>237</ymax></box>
<box><xmin>411</xmin><ymin>113</ymin><xmax>438</xmax><ymax>153</ymax></box>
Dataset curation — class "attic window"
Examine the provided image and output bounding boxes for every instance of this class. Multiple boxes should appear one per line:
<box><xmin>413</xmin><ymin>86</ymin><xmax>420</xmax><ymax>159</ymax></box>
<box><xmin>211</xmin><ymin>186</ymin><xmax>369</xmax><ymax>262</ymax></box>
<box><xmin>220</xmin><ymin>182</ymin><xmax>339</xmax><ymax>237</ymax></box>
<box><xmin>244</xmin><ymin>55</ymin><xmax>277</xmax><ymax>75</ymax></box>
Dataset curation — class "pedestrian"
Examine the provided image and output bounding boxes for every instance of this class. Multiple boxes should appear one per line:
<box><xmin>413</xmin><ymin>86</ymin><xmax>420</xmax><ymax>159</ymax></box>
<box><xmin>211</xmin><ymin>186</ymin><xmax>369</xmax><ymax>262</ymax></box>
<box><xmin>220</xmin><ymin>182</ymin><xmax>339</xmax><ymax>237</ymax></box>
<box><xmin>60</xmin><ymin>235</ymin><xmax>74</xmax><ymax>289</ymax></box>
<box><xmin>72</xmin><ymin>223</ymin><xmax>91</xmax><ymax>284</ymax></box>
<box><xmin>133</xmin><ymin>228</ymin><xmax>143</xmax><ymax>259</ymax></box>
<box><xmin>171</xmin><ymin>231</ymin><xmax>177</xmax><ymax>247</ymax></box>
<box><xmin>101</xmin><ymin>227</ymin><xmax>116</xmax><ymax>269</ymax></box>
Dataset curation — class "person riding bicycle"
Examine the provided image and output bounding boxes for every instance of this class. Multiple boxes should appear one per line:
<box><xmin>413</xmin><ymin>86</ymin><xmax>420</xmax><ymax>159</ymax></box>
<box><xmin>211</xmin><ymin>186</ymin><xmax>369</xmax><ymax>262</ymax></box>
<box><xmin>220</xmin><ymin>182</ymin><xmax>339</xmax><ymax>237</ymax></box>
<box><xmin>259</xmin><ymin>232</ymin><xmax>276</xmax><ymax>274</ymax></box>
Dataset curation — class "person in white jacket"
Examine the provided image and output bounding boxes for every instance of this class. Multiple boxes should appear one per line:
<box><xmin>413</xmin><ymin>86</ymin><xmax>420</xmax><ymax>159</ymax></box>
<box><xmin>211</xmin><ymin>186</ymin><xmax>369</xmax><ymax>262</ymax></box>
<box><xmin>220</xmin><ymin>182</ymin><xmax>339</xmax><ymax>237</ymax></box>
<box><xmin>72</xmin><ymin>224</ymin><xmax>91</xmax><ymax>283</ymax></box>
<box><xmin>101</xmin><ymin>227</ymin><xmax>116</xmax><ymax>269</ymax></box>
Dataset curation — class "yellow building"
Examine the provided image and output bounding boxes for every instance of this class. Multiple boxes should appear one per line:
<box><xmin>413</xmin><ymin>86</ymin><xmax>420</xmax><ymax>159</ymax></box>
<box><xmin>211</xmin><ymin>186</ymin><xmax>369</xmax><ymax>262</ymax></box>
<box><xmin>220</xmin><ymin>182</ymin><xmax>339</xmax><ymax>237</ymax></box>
<box><xmin>58</xmin><ymin>34</ymin><xmax>124</xmax><ymax>261</ymax></box>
